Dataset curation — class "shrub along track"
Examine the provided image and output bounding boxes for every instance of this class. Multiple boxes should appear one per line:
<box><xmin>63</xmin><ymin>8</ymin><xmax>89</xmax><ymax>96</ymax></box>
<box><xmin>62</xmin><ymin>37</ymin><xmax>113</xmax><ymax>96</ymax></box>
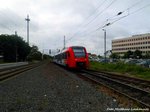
<box><xmin>78</xmin><ymin>69</ymin><xmax>150</xmax><ymax>108</ymax></box>
<box><xmin>0</xmin><ymin>62</ymin><xmax>45</xmax><ymax>82</ymax></box>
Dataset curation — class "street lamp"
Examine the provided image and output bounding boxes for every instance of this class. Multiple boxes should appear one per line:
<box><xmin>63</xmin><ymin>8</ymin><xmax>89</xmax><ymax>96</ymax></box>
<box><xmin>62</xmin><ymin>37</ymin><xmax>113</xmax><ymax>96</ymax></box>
<box><xmin>102</xmin><ymin>29</ymin><xmax>106</xmax><ymax>62</ymax></box>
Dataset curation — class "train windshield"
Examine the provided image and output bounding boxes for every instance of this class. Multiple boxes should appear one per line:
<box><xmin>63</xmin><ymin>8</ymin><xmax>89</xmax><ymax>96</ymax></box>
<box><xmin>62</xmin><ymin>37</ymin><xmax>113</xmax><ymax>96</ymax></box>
<box><xmin>72</xmin><ymin>47</ymin><xmax>86</xmax><ymax>58</ymax></box>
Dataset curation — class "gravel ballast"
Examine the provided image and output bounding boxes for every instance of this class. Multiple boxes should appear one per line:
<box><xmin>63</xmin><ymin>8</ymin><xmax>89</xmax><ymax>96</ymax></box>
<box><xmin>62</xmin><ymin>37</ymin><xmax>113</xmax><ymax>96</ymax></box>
<box><xmin>0</xmin><ymin>62</ymin><xmax>119</xmax><ymax>112</ymax></box>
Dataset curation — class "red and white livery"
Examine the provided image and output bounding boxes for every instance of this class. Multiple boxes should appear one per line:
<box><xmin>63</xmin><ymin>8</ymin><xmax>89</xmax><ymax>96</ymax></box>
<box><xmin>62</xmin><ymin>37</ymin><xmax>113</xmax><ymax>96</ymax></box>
<box><xmin>53</xmin><ymin>46</ymin><xmax>89</xmax><ymax>69</ymax></box>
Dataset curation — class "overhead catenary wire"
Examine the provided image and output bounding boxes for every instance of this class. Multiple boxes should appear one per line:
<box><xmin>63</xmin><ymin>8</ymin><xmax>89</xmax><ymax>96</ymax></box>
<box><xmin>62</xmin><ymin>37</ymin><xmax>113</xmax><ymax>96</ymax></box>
<box><xmin>101</xmin><ymin>2</ymin><xmax>150</xmax><ymax>29</ymax></box>
<box><xmin>75</xmin><ymin>0</ymin><xmax>144</xmax><ymax>37</ymax></box>
<box><xmin>65</xmin><ymin>0</ymin><xmax>107</xmax><ymax>42</ymax></box>
<box><xmin>71</xmin><ymin>2</ymin><xmax>150</xmax><ymax>39</ymax></box>
<box><xmin>80</xmin><ymin>0</ymin><xmax>117</xmax><ymax>28</ymax></box>
<box><xmin>73</xmin><ymin>1</ymin><xmax>150</xmax><ymax>38</ymax></box>
<box><xmin>106</xmin><ymin>0</ymin><xmax>143</xmax><ymax>21</ymax></box>
<box><xmin>66</xmin><ymin>0</ymin><xmax>117</xmax><ymax>43</ymax></box>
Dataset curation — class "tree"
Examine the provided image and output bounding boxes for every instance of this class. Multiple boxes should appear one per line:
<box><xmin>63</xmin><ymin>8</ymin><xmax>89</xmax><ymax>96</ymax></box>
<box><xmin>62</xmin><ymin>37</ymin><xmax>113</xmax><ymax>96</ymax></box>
<box><xmin>110</xmin><ymin>53</ymin><xmax>120</xmax><ymax>59</ymax></box>
<box><xmin>123</xmin><ymin>50</ymin><xmax>133</xmax><ymax>59</ymax></box>
<box><xmin>27</xmin><ymin>45</ymin><xmax>42</xmax><ymax>61</ymax></box>
<box><xmin>0</xmin><ymin>34</ymin><xmax>31</xmax><ymax>62</ymax></box>
<box><xmin>133</xmin><ymin>50</ymin><xmax>142</xmax><ymax>59</ymax></box>
<box><xmin>97</xmin><ymin>55</ymin><xmax>102</xmax><ymax>58</ymax></box>
<box><xmin>43</xmin><ymin>54</ymin><xmax>52</xmax><ymax>60</ymax></box>
<box><xmin>144</xmin><ymin>52</ymin><xmax>150</xmax><ymax>59</ymax></box>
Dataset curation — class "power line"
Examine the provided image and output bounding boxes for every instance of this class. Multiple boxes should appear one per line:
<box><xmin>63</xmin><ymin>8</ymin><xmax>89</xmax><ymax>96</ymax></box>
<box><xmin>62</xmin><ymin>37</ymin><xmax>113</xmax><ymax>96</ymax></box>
<box><xmin>106</xmin><ymin>0</ymin><xmax>143</xmax><ymax>21</ymax></box>
<box><xmin>130</xmin><ymin>3</ymin><xmax>150</xmax><ymax>15</ymax></box>
<box><xmin>66</xmin><ymin>0</ymin><xmax>107</xmax><ymax>42</ymax></box>
<box><xmin>127</xmin><ymin>0</ymin><xmax>143</xmax><ymax>10</ymax></box>
<box><xmin>83</xmin><ymin>0</ymin><xmax>144</xmax><ymax>35</ymax></box>
<box><xmin>73</xmin><ymin>2</ymin><xmax>150</xmax><ymax>38</ymax></box>
<box><xmin>81</xmin><ymin>0</ymin><xmax>117</xmax><ymax>28</ymax></box>
<box><xmin>66</xmin><ymin>0</ymin><xmax>116</xmax><ymax>43</ymax></box>
<box><xmin>55</xmin><ymin>1</ymin><xmax>150</xmax><ymax>55</ymax></box>
<box><xmin>67</xmin><ymin>0</ymin><xmax>117</xmax><ymax>41</ymax></box>
<box><xmin>82</xmin><ymin>0</ymin><xmax>107</xmax><ymax>24</ymax></box>
<box><xmin>101</xmin><ymin>2</ymin><xmax>150</xmax><ymax>29</ymax></box>
<box><xmin>71</xmin><ymin>0</ymin><xmax>146</xmax><ymax>39</ymax></box>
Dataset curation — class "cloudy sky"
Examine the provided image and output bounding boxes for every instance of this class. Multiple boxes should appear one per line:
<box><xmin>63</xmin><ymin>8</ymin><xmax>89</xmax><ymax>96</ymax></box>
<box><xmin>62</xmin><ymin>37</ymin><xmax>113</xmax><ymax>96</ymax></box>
<box><xmin>0</xmin><ymin>0</ymin><xmax>150</xmax><ymax>55</ymax></box>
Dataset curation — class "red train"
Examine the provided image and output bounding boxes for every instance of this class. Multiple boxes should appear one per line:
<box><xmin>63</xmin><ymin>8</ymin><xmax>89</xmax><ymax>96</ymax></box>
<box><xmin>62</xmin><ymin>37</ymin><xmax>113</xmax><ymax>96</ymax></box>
<box><xmin>53</xmin><ymin>46</ymin><xmax>89</xmax><ymax>69</ymax></box>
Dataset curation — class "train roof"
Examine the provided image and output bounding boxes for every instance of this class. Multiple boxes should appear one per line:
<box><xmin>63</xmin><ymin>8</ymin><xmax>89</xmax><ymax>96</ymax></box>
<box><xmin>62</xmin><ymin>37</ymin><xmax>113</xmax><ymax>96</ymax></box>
<box><xmin>69</xmin><ymin>46</ymin><xmax>85</xmax><ymax>48</ymax></box>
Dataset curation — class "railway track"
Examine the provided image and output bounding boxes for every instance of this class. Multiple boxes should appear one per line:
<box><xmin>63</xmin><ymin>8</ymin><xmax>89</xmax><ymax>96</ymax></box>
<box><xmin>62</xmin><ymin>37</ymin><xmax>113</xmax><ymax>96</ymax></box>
<box><xmin>0</xmin><ymin>62</ymin><xmax>43</xmax><ymax>82</ymax></box>
<box><xmin>80</xmin><ymin>70</ymin><xmax>150</xmax><ymax>108</ymax></box>
<box><xmin>87</xmin><ymin>69</ymin><xmax>150</xmax><ymax>92</ymax></box>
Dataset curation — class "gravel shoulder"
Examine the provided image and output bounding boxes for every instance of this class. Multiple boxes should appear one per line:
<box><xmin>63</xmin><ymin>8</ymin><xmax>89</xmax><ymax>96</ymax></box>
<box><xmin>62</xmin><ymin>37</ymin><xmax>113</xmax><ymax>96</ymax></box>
<box><xmin>0</xmin><ymin>62</ymin><xmax>118</xmax><ymax>112</ymax></box>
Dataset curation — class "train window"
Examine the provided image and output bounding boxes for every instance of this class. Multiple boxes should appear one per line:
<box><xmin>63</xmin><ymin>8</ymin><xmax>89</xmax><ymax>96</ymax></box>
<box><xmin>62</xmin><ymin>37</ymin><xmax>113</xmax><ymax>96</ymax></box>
<box><xmin>62</xmin><ymin>53</ymin><xmax>64</xmax><ymax>59</ymax></box>
<box><xmin>72</xmin><ymin>47</ymin><xmax>86</xmax><ymax>58</ymax></box>
<box><xmin>67</xmin><ymin>52</ymin><xmax>70</xmax><ymax>57</ymax></box>
<box><xmin>63</xmin><ymin>53</ymin><xmax>67</xmax><ymax>59</ymax></box>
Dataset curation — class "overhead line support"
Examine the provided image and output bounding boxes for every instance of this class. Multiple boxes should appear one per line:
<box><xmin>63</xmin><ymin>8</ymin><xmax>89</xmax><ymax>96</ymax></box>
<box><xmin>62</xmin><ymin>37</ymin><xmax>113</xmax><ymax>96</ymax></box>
<box><xmin>25</xmin><ymin>15</ymin><xmax>30</xmax><ymax>44</ymax></box>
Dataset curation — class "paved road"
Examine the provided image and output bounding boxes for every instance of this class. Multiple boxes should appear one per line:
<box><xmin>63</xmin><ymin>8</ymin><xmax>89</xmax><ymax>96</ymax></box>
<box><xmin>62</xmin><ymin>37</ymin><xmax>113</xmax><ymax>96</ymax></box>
<box><xmin>0</xmin><ymin>62</ymin><xmax>119</xmax><ymax>112</ymax></box>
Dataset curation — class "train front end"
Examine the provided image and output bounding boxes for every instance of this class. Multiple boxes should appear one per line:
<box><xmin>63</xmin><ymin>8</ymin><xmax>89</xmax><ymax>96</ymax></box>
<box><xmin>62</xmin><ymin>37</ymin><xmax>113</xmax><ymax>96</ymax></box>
<box><xmin>70</xmin><ymin>46</ymin><xmax>89</xmax><ymax>69</ymax></box>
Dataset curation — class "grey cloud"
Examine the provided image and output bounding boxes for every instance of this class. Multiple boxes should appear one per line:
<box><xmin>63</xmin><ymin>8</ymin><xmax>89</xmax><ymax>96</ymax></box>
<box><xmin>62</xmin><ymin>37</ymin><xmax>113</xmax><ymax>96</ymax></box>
<box><xmin>0</xmin><ymin>9</ymin><xmax>39</xmax><ymax>33</ymax></box>
<box><xmin>0</xmin><ymin>0</ymin><xmax>150</xmax><ymax>55</ymax></box>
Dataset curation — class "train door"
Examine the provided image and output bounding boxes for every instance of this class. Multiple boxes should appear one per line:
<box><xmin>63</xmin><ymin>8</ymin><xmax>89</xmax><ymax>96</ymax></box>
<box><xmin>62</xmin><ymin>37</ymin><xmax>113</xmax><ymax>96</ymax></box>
<box><xmin>66</xmin><ymin>51</ymin><xmax>70</xmax><ymax>67</ymax></box>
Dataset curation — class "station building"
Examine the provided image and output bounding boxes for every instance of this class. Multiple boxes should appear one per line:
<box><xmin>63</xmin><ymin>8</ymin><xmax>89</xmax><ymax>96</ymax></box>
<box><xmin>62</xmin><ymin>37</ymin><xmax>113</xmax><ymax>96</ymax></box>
<box><xmin>112</xmin><ymin>33</ymin><xmax>150</xmax><ymax>56</ymax></box>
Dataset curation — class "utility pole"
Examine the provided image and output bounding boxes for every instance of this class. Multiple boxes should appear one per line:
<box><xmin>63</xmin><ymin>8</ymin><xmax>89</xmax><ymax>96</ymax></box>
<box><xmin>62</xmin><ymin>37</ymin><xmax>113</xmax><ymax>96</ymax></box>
<box><xmin>102</xmin><ymin>29</ymin><xmax>106</xmax><ymax>62</ymax></box>
<box><xmin>25</xmin><ymin>15</ymin><xmax>30</xmax><ymax>44</ymax></box>
<box><xmin>64</xmin><ymin>35</ymin><xmax>66</xmax><ymax>49</ymax></box>
<box><xmin>42</xmin><ymin>49</ymin><xmax>44</xmax><ymax>60</ymax></box>
<box><xmin>15</xmin><ymin>31</ymin><xmax>17</xmax><ymax>36</ymax></box>
<box><xmin>15</xmin><ymin>31</ymin><xmax>18</xmax><ymax>62</ymax></box>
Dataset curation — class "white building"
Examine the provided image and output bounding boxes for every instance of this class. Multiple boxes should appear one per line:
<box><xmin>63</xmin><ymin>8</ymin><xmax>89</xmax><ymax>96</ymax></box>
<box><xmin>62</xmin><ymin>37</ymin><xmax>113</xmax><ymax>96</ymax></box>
<box><xmin>112</xmin><ymin>33</ymin><xmax>150</xmax><ymax>56</ymax></box>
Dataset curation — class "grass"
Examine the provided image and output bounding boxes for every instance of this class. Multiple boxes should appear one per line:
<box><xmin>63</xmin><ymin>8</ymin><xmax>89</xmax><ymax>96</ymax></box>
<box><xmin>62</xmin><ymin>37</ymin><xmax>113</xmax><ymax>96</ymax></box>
<box><xmin>89</xmin><ymin>61</ymin><xmax>150</xmax><ymax>80</ymax></box>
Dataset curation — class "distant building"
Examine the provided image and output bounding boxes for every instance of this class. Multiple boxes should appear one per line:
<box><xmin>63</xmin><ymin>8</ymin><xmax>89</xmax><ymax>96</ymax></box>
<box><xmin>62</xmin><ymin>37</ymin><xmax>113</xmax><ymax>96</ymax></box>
<box><xmin>88</xmin><ymin>53</ymin><xmax>97</xmax><ymax>58</ymax></box>
<box><xmin>88</xmin><ymin>53</ymin><xmax>99</xmax><ymax>61</ymax></box>
<box><xmin>105</xmin><ymin>50</ymin><xmax>112</xmax><ymax>58</ymax></box>
<box><xmin>112</xmin><ymin>33</ymin><xmax>150</xmax><ymax>56</ymax></box>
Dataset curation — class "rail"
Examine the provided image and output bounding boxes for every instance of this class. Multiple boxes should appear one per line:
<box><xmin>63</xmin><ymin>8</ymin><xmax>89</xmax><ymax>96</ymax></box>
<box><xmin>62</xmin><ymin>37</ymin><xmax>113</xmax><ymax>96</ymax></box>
<box><xmin>0</xmin><ymin>62</ymin><xmax>44</xmax><ymax>82</ymax></box>
<box><xmin>80</xmin><ymin>70</ymin><xmax>150</xmax><ymax>108</ymax></box>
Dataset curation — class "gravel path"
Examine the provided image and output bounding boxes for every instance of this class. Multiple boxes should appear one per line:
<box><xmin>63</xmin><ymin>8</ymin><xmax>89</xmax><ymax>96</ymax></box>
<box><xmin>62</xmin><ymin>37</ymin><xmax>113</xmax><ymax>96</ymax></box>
<box><xmin>0</xmin><ymin>62</ymin><xmax>119</xmax><ymax>112</ymax></box>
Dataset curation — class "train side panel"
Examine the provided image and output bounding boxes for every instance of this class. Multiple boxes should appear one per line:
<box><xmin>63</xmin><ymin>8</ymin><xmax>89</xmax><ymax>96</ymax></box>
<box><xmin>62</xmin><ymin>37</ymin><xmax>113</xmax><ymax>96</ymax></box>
<box><xmin>65</xmin><ymin>48</ymin><xmax>75</xmax><ymax>68</ymax></box>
